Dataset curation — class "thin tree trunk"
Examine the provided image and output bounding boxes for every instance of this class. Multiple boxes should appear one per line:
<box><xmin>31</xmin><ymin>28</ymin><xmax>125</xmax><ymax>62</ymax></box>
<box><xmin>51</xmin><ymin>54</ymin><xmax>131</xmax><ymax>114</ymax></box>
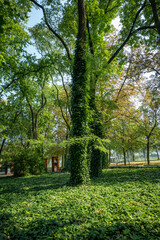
<box><xmin>147</xmin><ymin>137</ymin><xmax>150</xmax><ymax>165</ymax></box>
<box><xmin>127</xmin><ymin>150</ymin><xmax>130</xmax><ymax>161</ymax></box>
<box><xmin>109</xmin><ymin>147</ymin><xmax>111</xmax><ymax>165</ymax></box>
<box><xmin>146</xmin><ymin>118</ymin><xmax>157</xmax><ymax>165</ymax></box>
<box><xmin>156</xmin><ymin>146</ymin><xmax>160</xmax><ymax>160</ymax></box>
<box><xmin>131</xmin><ymin>149</ymin><xmax>135</xmax><ymax>162</ymax></box>
<box><xmin>123</xmin><ymin>148</ymin><xmax>126</xmax><ymax>165</ymax></box>
<box><xmin>143</xmin><ymin>148</ymin><xmax>146</xmax><ymax>162</ymax></box>
<box><xmin>0</xmin><ymin>138</ymin><xmax>6</xmax><ymax>156</ymax></box>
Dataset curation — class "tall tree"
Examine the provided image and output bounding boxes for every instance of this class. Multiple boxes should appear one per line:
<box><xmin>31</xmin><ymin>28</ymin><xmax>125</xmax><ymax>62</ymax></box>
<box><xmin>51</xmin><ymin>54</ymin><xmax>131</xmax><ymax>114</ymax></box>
<box><xmin>69</xmin><ymin>0</ymin><xmax>90</xmax><ymax>185</ymax></box>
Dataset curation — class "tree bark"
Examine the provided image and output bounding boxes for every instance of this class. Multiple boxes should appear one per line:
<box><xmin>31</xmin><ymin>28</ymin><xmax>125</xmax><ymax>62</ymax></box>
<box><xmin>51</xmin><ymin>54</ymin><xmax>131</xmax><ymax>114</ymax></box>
<box><xmin>0</xmin><ymin>138</ymin><xmax>6</xmax><ymax>156</ymax></box>
<box><xmin>149</xmin><ymin>0</ymin><xmax>160</xmax><ymax>36</ymax></box>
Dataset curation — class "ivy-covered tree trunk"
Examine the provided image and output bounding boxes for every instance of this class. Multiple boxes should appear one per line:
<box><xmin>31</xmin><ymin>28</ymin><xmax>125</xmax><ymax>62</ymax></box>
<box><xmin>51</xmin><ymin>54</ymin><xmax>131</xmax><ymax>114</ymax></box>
<box><xmin>90</xmin><ymin>106</ymin><xmax>103</xmax><ymax>177</ymax></box>
<box><xmin>86</xmin><ymin>18</ymin><xmax>106</xmax><ymax>177</ymax></box>
<box><xmin>69</xmin><ymin>0</ymin><xmax>90</xmax><ymax>185</ymax></box>
<box><xmin>89</xmin><ymin>76</ymin><xmax>108</xmax><ymax>177</ymax></box>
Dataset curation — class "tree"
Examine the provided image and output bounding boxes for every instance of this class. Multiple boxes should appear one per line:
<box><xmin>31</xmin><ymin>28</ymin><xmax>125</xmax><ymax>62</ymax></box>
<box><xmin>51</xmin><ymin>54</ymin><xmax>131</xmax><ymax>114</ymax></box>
<box><xmin>0</xmin><ymin>0</ymin><xmax>31</xmax><ymax>94</ymax></box>
<box><xmin>27</xmin><ymin>0</ymin><xmax>160</xmax><ymax>180</ymax></box>
<box><xmin>69</xmin><ymin>0</ymin><xmax>90</xmax><ymax>185</ymax></box>
<box><xmin>138</xmin><ymin>92</ymin><xmax>158</xmax><ymax>165</ymax></box>
<box><xmin>1</xmin><ymin>0</ymin><xmax>159</xmax><ymax>181</ymax></box>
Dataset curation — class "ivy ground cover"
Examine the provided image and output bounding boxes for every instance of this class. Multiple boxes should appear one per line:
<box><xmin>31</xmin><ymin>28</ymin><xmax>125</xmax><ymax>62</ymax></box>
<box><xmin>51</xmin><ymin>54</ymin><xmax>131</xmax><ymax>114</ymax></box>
<box><xmin>0</xmin><ymin>168</ymin><xmax>160</xmax><ymax>240</ymax></box>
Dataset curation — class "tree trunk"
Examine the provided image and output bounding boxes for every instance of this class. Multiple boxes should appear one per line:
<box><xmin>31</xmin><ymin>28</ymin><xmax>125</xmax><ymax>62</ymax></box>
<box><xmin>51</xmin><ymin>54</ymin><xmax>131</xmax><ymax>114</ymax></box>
<box><xmin>0</xmin><ymin>138</ymin><xmax>6</xmax><ymax>156</ymax></box>
<box><xmin>90</xmin><ymin>109</ymin><xmax>103</xmax><ymax>177</ymax></box>
<box><xmin>102</xmin><ymin>152</ymin><xmax>108</xmax><ymax>169</ymax></box>
<box><xmin>131</xmin><ymin>149</ymin><xmax>135</xmax><ymax>162</ymax></box>
<box><xmin>156</xmin><ymin>145</ymin><xmax>160</xmax><ymax>160</ymax></box>
<box><xmin>123</xmin><ymin>148</ymin><xmax>126</xmax><ymax>165</ymax></box>
<box><xmin>86</xmin><ymin>16</ymin><xmax>105</xmax><ymax>177</ymax></box>
<box><xmin>69</xmin><ymin>0</ymin><xmax>90</xmax><ymax>185</ymax></box>
<box><xmin>108</xmin><ymin>147</ymin><xmax>111</xmax><ymax>165</ymax></box>
<box><xmin>127</xmin><ymin>150</ymin><xmax>130</xmax><ymax>161</ymax></box>
<box><xmin>147</xmin><ymin>136</ymin><xmax>150</xmax><ymax>165</ymax></box>
<box><xmin>143</xmin><ymin>148</ymin><xmax>146</xmax><ymax>162</ymax></box>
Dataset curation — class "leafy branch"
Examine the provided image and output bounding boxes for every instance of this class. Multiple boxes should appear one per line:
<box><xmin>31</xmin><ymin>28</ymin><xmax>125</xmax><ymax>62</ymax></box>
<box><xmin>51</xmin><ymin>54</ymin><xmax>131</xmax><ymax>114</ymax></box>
<box><xmin>30</xmin><ymin>0</ymin><xmax>72</xmax><ymax>60</ymax></box>
<box><xmin>50</xmin><ymin>74</ymin><xmax>71</xmax><ymax>131</ymax></box>
<box><xmin>107</xmin><ymin>1</ymin><xmax>156</xmax><ymax>64</ymax></box>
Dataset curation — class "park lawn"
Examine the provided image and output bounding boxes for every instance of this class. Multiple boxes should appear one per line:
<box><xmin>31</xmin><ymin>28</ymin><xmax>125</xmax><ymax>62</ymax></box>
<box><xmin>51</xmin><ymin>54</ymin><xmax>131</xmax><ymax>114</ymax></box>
<box><xmin>0</xmin><ymin>168</ymin><xmax>160</xmax><ymax>240</ymax></box>
<box><xmin>110</xmin><ymin>160</ymin><xmax>160</xmax><ymax>167</ymax></box>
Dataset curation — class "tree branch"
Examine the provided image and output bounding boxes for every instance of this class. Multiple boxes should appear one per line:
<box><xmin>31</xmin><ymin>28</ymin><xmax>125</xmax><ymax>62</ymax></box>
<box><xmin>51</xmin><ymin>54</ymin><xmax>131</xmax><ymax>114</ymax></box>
<box><xmin>58</xmin><ymin>69</ymin><xmax>71</xmax><ymax>117</ymax></box>
<box><xmin>36</xmin><ymin>93</ymin><xmax>47</xmax><ymax>118</ymax></box>
<box><xmin>26</xmin><ymin>96</ymin><xmax>35</xmax><ymax>135</ymax></box>
<box><xmin>107</xmin><ymin>1</ymin><xmax>147</xmax><ymax>64</ymax></box>
<box><xmin>149</xmin><ymin>0</ymin><xmax>160</xmax><ymax>35</ymax></box>
<box><xmin>51</xmin><ymin>75</ymin><xmax>70</xmax><ymax>131</ymax></box>
<box><xmin>104</xmin><ymin>0</ymin><xmax>112</xmax><ymax>14</ymax></box>
<box><xmin>30</xmin><ymin>0</ymin><xmax>72</xmax><ymax>60</ymax></box>
<box><xmin>148</xmin><ymin>110</ymin><xmax>157</xmax><ymax>138</ymax></box>
<box><xmin>132</xmin><ymin>25</ymin><xmax>157</xmax><ymax>33</ymax></box>
<box><xmin>115</xmin><ymin>62</ymin><xmax>131</xmax><ymax>102</ymax></box>
<box><xmin>0</xmin><ymin>64</ymin><xmax>51</xmax><ymax>95</ymax></box>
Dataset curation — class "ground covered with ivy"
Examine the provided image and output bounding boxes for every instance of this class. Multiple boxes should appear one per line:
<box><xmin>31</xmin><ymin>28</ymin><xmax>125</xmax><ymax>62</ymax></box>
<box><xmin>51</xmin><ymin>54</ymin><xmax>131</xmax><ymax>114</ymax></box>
<box><xmin>0</xmin><ymin>168</ymin><xmax>160</xmax><ymax>240</ymax></box>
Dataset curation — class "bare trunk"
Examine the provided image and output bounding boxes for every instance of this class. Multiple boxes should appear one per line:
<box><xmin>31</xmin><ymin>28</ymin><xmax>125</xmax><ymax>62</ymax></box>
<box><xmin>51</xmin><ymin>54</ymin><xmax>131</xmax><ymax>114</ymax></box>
<box><xmin>33</xmin><ymin>116</ymin><xmax>38</xmax><ymax>139</ymax></box>
<box><xmin>156</xmin><ymin>146</ymin><xmax>160</xmax><ymax>160</ymax></box>
<box><xmin>0</xmin><ymin>138</ymin><xmax>6</xmax><ymax>156</ymax></box>
<box><xmin>131</xmin><ymin>149</ymin><xmax>135</xmax><ymax>162</ymax></box>
<box><xmin>127</xmin><ymin>150</ymin><xmax>130</xmax><ymax>161</ymax></box>
<box><xmin>123</xmin><ymin>148</ymin><xmax>126</xmax><ymax>165</ymax></box>
<box><xmin>108</xmin><ymin>147</ymin><xmax>111</xmax><ymax>164</ymax></box>
<box><xmin>143</xmin><ymin>148</ymin><xmax>146</xmax><ymax>162</ymax></box>
<box><xmin>147</xmin><ymin>137</ymin><xmax>150</xmax><ymax>165</ymax></box>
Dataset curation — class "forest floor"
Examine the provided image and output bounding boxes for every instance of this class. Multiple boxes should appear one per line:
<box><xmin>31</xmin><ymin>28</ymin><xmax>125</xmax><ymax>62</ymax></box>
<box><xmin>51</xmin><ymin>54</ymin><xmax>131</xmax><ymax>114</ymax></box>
<box><xmin>0</xmin><ymin>168</ymin><xmax>160</xmax><ymax>239</ymax></box>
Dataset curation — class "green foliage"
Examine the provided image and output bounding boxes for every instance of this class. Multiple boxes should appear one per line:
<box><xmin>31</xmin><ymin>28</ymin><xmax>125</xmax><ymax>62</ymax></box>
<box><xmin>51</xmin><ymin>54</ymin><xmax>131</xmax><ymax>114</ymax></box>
<box><xmin>10</xmin><ymin>141</ymin><xmax>46</xmax><ymax>177</ymax></box>
<box><xmin>0</xmin><ymin>168</ymin><xmax>160</xmax><ymax>239</ymax></box>
<box><xmin>63</xmin><ymin>134</ymin><xmax>109</xmax><ymax>177</ymax></box>
<box><xmin>0</xmin><ymin>0</ymin><xmax>31</xmax><ymax>68</ymax></box>
<box><xmin>26</xmin><ymin>140</ymin><xmax>46</xmax><ymax>175</ymax></box>
<box><xmin>1</xmin><ymin>0</ymin><xmax>159</xmax><ymax>182</ymax></box>
<box><xmin>119</xmin><ymin>0</ymin><xmax>159</xmax><ymax>48</ymax></box>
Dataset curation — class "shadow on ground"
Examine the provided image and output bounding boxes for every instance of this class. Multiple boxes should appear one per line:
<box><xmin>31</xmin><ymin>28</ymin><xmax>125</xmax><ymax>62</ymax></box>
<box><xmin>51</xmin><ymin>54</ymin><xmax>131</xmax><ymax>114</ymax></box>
<box><xmin>0</xmin><ymin>172</ymin><xmax>70</xmax><ymax>195</ymax></box>
<box><xmin>93</xmin><ymin>167</ymin><xmax>160</xmax><ymax>186</ymax></box>
<box><xmin>0</xmin><ymin>168</ymin><xmax>160</xmax><ymax>195</ymax></box>
<box><xmin>0</xmin><ymin>213</ymin><xmax>159</xmax><ymax>240</ymax></box>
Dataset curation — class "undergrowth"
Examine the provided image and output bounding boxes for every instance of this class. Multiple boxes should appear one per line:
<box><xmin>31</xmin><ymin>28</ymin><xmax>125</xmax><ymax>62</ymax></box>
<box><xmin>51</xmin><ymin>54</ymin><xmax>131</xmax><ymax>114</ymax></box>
<box><xmin>0</xmin><ymin>168</ymin><xmax>160</xmax><ymax>239</ymax></box>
